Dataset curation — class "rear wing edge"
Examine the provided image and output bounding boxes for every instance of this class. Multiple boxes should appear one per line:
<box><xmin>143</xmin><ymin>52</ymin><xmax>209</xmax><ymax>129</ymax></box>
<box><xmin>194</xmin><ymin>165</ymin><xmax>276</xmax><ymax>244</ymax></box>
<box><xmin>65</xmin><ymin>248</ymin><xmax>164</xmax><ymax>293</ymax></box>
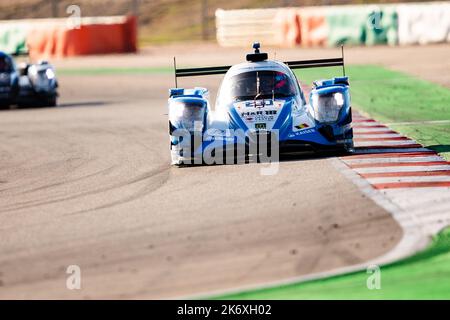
<box><xmin>173</xmin><ymin>46</ymin><xmax>346</xmax><ymax>86</ymax></box>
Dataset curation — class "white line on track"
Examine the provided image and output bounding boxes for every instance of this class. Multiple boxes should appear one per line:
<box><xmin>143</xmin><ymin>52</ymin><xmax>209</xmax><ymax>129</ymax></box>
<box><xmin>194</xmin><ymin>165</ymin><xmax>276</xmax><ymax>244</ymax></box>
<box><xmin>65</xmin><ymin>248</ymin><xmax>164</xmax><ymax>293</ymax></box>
<box><xmin>356</xmin><ymin>133</ymin><xmax>405</xmax><ymax>139</ymax></box>
<box><xmin>353</xmin><ymin>121</ymin><xmax>384</xmax><ymax>126</ymax></box>
<box><xmin>353</xmin><ymin>148</ymin><xmax>429</xmax><ymax>154</ymax></box>
<box><xmin>343</xmin><ymin>156</ymin><xmax>444</xmax><ymax>164</ymax></box>
<box><xmin>355</xmin><ymin>140</ymin><xmax>418</xmax><ymax>146</ymax></box>
<box><xmin>353</xmin><ymin>127</ymin><xmax>396</xmax><ymax>133</ymax></box>
<box><xmin>354</xmin><ymin>165</ymin><xmax>450</xmax><ymax>174</ymax></box>
<box><xmin>367</xmin><ymin>176</ymin><xmax>450</xmax><ymax>183</ymax></box>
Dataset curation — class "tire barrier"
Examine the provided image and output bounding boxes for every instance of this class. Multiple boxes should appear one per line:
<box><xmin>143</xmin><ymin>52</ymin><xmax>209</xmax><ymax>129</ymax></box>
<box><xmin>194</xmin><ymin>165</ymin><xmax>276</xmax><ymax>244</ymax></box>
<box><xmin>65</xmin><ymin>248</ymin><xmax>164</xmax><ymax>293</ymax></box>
<box><xmin>216</xmin><ymin>9</ymin><xmax>280</xmax><ymax>47</ymax></box>
<box><xmin>325</xmin><ymin>5</ymin><xmax>398</xmax><ymax>46</ymax></box>
<box><xmin>397</xmin><ymin>2</ymin><xmax>450</xmax><ymax>45</ymax></box>
<box><xmin>215</xmin><ymin>2</ymin><xmax>450</xmax><ymax>47</ymax></box>
<box><xmin>0</xmin><ymin>16</ymin><xmax>137</xmax><ymax>58</ymax></box>
<box><xmin>365</xmin><ymin>6</ymin><xmax>398</xmax><ymax>46</ymax></box>
<box><xmin>298</xmin><ymin>8</ymin><xmax>328</xmax><ymax>47</ymax></box>
<box><xmin>274</xmin><ymin>8</ymin><xmax>301</xmax><ymax>47</ymax></box>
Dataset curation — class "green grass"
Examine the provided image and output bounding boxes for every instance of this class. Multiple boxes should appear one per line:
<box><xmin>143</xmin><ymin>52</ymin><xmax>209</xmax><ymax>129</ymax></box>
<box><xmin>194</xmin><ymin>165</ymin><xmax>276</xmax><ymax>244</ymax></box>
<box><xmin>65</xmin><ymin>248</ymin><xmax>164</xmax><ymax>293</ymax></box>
<box><xmin>214</xmin><ymin>228</ymin><xmax>450</xmax><ymax>299</ymax></box>
<box><xmin>295</xmin><ymin>65</ymin><xmax>450</xmax><ymax>160</ymax></box>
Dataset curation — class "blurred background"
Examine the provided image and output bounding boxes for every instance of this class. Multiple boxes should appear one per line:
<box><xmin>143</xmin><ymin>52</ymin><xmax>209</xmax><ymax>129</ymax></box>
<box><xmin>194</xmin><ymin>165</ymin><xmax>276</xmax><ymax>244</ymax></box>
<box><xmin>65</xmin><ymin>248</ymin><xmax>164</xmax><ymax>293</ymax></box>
<box><xmin>0</xmin><ymin>0</ymin><xmax>445</xmax><ymax>50</ymax></box>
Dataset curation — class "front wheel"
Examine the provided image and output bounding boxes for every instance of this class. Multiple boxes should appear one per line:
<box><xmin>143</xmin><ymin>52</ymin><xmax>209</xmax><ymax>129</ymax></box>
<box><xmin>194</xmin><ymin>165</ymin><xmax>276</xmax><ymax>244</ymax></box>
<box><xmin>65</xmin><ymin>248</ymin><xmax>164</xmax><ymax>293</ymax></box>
<box><xmin>0</xmin><ymin>101</ymin><xmax>11</xmax><ymax>110</ymax></box>
<box><xmin>46</xmin><ymin>96</ymin><xmax>57</xmax><ymax>107</ymax></box>
<box><xmin>343</xmin><ymin>140</ymin><xmax>354</xmax><ymax>154</ymax></box>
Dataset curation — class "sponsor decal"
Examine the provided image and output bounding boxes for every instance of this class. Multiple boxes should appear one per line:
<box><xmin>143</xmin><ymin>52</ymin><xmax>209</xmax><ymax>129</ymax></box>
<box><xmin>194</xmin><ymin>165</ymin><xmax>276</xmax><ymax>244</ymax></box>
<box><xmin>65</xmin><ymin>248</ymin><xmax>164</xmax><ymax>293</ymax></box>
<box><xmin>294</xmin><ymin>123</ymin><xmax>310</xmax><ymax>130</ymax></box>
<box><xmin>245</xmin><ymin>99</ymin><xmax>274</xmax><ymax>108</ymax></box>
<box><xmin>241</xmin><ymin>110</ymin><xmax>277</xmax><ymax>122</ymax></box>
<box><xmin>240</xmin><ymin>111</ymin><xmax>277</xmax><ymax>117</ymax></box>
<box><xmin>241</xmin><ymin>111</ymin><xmax>263</xmax><ymax>117</ymax></box>
<box><xmin>290</xmin><ymin>128</ymin><xmax>315</xmax><ymax>137</ymax></box>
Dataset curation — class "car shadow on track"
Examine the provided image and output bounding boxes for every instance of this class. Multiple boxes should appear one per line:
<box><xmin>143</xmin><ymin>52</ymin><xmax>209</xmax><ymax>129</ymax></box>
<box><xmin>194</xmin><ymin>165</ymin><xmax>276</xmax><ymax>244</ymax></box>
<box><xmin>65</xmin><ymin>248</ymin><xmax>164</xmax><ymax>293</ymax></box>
<box><xmin>52</xmin><ymin>101</ymin><xmax>110</xmax><ymax>108</ymax></box>
<box><xmin>175</xmin><ymin>151</ymin><xmax>344</xmax><ymax>169</ymax></box>
<box><xmin>0</xmin><ymin>101</ymin><xmax>110</xmax><ymax>111</ymax></box>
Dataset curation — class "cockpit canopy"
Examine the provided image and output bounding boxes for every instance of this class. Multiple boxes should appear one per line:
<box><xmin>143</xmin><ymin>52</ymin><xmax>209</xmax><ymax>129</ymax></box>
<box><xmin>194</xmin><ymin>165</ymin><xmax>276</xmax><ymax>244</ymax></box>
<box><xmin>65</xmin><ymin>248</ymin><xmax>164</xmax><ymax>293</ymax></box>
<box><xmin>220</xmin><ymin>70</ymin><xmax>297</xmax><ymax>103</ymax></box>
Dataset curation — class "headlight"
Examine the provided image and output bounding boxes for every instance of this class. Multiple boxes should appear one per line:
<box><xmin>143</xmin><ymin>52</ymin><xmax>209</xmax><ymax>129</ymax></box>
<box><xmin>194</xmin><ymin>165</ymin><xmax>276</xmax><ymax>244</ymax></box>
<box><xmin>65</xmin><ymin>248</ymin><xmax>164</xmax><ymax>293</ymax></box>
<box><xmin>28</xmin><ymin>65</ymin><xmax>37</xmax><ymax>79</ymax></box>
<box><xmin>169</xmin><ymin>100</ymin><xmax>205</xmax><ymax>132</ymax></box>
<box><xmin>312</xmin><ymin>92</ymin><xmax>344</xmax><ymax>123</ymax></box>
<box><xmin>45</xmin><ymin>68</ymin><xmax>55</xmax><ymax>80</ymax></box>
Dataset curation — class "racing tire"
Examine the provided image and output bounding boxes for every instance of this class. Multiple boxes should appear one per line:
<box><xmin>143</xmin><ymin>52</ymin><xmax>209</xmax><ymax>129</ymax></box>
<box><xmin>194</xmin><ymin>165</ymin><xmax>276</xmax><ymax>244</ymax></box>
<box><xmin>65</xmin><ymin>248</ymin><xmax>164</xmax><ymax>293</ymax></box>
<box><xmin>46</xmin><ymin>96</ymin><xmax>57</xmax><ymax>107</ymax></box>
<box><xmin>343</xmin><ymin>140</ymin><xmax>354</xmax><ymax>154</ymax></box>
<box><xmin>0</xmin><ymin>102</ymin><xmax>11</xmax><ymax>110</ymax></box>
<box><xmin>334</xmin><ymin>144</ymin><xmax>354</xmax><ymax>157</ymax></box>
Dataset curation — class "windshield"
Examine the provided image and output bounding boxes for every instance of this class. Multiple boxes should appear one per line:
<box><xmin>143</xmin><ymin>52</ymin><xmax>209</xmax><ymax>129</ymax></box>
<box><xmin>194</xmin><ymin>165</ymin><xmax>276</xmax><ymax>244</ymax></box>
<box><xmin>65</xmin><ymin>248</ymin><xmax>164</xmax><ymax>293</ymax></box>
<box><xmin>0</xmin><ymin>56</ymin><xmax>13</xmax><ymax>73</ymax></box>
<box><xmin>225</xmin><ymin>70</ymin><xmax>296</xmax><ymax>102</ymax></box>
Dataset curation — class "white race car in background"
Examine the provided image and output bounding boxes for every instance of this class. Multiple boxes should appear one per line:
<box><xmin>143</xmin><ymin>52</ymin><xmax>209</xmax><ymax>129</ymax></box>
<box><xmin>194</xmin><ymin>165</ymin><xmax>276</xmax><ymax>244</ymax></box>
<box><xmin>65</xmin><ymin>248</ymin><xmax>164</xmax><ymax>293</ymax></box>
<box><xmin>16</xmin><ymin>60</ymin><xmax>58</xmax><ymax>107</ymax></box>
<box><xmin>0</xmin><ymin>51</ymin><xmax>59</xmax><ymax>109</ymax></box>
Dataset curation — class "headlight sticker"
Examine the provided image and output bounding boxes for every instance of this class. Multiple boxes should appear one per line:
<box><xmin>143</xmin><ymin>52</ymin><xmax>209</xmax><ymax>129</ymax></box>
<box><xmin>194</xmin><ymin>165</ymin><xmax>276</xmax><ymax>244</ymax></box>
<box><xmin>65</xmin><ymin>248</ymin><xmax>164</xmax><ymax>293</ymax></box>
<box><xmin>313</xmin><ymin>92</ymin><xmax>344</xmax><ymax>123</ymax></box>
<box><xmin>334</xmin><ymin>92</ymin><xmax>344</xmax><ymax>106</ymax></box>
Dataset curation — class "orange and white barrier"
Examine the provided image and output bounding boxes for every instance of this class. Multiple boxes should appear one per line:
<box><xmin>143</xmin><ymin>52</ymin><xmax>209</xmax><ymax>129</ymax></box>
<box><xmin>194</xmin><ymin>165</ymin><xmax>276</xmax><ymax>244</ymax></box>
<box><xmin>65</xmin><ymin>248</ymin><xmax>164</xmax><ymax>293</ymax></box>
<box><xmin>27</xmin><ymin>16</ymin><xmax>137</xmax><ymax>59</ymax></box>
<box><xmin>0</xmin><ymin>15</ymin><xmax>137</xmax><ymax>59</ymax></box>
<box><xmin>297</xmin><ymin>8</ymin><xmax>328</xmax><ymax>47</ymax></box>
<box><xmin>273</xmin><ymin>9</ymin><xmax>301</xmax><ymax>47</ymax></box>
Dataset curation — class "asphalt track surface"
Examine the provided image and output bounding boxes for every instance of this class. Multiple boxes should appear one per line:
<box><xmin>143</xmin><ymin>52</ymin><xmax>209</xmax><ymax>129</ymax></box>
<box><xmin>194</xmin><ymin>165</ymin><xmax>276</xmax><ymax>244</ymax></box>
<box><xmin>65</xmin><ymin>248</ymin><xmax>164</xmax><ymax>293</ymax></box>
<box><xmin>0</xmin><ymin>51</ymin><xmax>412</xmax><ymax>299</ymax></box>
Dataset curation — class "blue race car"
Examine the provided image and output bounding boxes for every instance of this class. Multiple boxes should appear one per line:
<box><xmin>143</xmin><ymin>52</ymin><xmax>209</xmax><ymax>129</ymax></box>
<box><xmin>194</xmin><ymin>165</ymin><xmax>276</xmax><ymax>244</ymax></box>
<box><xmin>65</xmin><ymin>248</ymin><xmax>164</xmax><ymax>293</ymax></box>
<box><xmin>0</xmin><ymin>52</ymin><xmax>19</xmax><ymax>108</ymax></box>
<box><xmin>168</xmin><ymin>43</ymin><xmax>353</xmax><ymax>165</ymax></box>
